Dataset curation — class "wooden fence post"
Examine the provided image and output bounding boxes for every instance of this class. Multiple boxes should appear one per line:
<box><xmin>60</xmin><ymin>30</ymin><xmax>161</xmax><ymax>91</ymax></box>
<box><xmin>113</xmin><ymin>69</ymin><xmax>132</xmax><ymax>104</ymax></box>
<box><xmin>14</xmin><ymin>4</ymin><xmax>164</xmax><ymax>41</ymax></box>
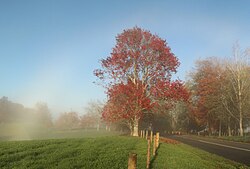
<box><xmin>153</xmin><ymin>135</ymin><xmax>156</xmax><ymax>156</ymax></box>
<box><xmin>145</xmin><ymin>130</ymin><xmax>148</xmax><ymax>140</ymax></box>
<box><xmin>146</xmin><ymin>139</ymin><xmax>150</xmax><ymax>169</ymax></box>
<box><xmin>150</xmin><ymin>131</ymin><xmax>153</xmax><ymax>144</ymax></box>
<box><xmin>156</xmin><ymin>132</ymin><xmax>160</xmax><ymax>148</ymax></box>
<box><xmin>128</xmin><ymin>153</ymin><xmax>137</xmax><ymax>169</ymax></box>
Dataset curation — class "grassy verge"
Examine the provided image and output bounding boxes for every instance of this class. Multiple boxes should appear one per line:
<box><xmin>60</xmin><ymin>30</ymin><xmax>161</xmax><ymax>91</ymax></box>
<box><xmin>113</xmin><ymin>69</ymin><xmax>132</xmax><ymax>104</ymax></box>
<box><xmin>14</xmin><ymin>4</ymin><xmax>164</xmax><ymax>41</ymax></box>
<box><xmin>152</xmin><ymin>142</ymin><xmax>248</xmax><ymax>169</ymax></box>
<box><xmin>181</xmin><ymin>134</ymin><xmax>250</xmax><ymax>143</ymax></box>
<box><xmin>212</xmin><ymin>135</ymin><xmax>250</xmax><ymax>143</ymax></box>
<box><xmin>0</xmin><ymin>136</ymin><xmax>249</xmax><ymax>169</ymax></box>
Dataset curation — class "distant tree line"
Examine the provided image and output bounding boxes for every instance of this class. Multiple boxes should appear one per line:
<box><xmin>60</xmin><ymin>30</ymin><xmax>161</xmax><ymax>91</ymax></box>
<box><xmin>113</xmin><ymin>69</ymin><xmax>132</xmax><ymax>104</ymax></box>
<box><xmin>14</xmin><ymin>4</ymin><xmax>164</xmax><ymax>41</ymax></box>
<box><xmin>186</xmin><ymin>44</ymin><xmax>250</xmax><ymax>136</ymax></box>
<box><xmin>0</xmin><ymin>96</ymin><xmax>52</xmax><ymax>127</ymax></box>
<box><xmin>0</xmin><ymin>97</ymin><xmax>107</xmax><ymax>131</ymax></box>
<box><xmin>54</xmin><ymin>100</ymin><xmax>105</xmax><ymax>130</ymax></box>
<box><xmin>171</xmin><ymin>44</ymin><xmax>250</xmax><ymax>136</ymax></box>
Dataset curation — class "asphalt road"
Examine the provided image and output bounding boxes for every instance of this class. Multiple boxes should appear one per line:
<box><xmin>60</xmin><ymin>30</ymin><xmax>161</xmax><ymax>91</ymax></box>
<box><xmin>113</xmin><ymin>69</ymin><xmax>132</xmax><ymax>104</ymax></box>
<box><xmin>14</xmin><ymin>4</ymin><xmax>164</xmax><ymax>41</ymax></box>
<box><xmin>168</xmin><ymin>135</ymin><xmax>250</xmax><ymax>166</ymax></box>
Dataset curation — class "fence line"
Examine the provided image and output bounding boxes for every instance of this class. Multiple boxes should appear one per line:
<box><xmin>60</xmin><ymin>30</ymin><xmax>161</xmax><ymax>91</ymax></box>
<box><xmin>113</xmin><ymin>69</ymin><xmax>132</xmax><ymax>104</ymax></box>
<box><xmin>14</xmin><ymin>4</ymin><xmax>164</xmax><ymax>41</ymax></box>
<box><xmin>128</xmin><ymin>130</ymin><xmax>160</xmax><ymax>169</ymax></box>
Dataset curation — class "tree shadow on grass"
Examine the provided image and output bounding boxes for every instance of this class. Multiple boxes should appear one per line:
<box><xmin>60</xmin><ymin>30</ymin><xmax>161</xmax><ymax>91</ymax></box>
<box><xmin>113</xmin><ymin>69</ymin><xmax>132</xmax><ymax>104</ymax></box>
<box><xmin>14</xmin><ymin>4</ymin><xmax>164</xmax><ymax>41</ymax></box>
<box><xmin>149</xmin><ymin>143</ymin><xmax>161</xmax><ymax>169</ymax></box>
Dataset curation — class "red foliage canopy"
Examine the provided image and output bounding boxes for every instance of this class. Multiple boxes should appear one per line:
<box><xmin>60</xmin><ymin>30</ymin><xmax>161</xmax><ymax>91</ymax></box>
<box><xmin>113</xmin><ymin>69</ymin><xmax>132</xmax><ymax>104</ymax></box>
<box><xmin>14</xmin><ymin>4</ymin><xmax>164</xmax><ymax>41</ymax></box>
<box><xmin>94</xmin><ymin>27</ymin><xmax>179</xmax><ymax>86</ymax></box>
<box><xmin>102</xmin><ymin>80</ymin><xmax>153</xmax><ymax>123</ymax></box>
<box><xmin>151</xmin><ymin>80</ymin><xmax>190</xmax><ymax>102</ymax></box>
<box><xmin>191</xmin><ymin>58</ymin><xmax>223</xmax><ymax>126</ymax></box>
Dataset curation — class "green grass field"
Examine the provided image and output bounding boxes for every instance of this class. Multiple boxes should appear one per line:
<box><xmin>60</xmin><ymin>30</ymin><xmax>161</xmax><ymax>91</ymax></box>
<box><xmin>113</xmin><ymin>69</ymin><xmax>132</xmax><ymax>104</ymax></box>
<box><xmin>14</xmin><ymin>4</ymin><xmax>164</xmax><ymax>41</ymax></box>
<box><xmin>0</xmin><ymin>136</ymin><xmax>249</xmax><ymax>169</ymax></box>
<box><xmin>0</xmin><ymin>122</ymin><xmax>120</xmax><ymax>141</ymax></box>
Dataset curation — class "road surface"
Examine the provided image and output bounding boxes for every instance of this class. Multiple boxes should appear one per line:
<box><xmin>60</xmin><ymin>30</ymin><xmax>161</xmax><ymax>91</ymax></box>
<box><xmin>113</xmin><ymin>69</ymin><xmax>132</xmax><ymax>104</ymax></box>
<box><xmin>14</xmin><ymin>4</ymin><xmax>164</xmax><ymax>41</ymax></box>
<box><xmin>168</xmin><ymin>135</ymin><xmax>250</xmax><ymax>166</ymax></box>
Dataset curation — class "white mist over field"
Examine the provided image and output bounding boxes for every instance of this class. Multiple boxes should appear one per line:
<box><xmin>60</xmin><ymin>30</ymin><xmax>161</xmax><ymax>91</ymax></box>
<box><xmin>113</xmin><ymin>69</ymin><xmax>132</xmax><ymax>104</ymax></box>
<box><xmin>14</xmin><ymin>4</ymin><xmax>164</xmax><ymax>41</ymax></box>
<box><xmin>0</xmin><ymin>97</ymin><xmax>109</xmax><ymax>141</ymax></box>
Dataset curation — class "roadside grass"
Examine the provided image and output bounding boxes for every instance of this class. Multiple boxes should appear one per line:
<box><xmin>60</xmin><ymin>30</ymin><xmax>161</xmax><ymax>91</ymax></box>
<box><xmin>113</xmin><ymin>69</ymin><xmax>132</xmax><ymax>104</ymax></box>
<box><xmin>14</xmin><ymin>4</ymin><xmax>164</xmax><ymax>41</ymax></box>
<box><xmin>194</xmin><ymin>134</ymin><xmax>250</xmax><ymax>143</ymax></box>
<box><xmin>152</xmin><ymin>142</ymin><xmax>249</xmax><ymax>169</ymax></box>
<box><xmin>214</xmin><ymin>135</ymin><xmax>250</xmax><ymax>143</ymax></box>
<box><xmin>181</xmin><ymin>134</ymin><xmax>250</xmax><ymax>143</ymax></box>
<box><xmin>0</xmin><ymin>136</ymin><xmax>249</xmax><ymax>169</ymax></box>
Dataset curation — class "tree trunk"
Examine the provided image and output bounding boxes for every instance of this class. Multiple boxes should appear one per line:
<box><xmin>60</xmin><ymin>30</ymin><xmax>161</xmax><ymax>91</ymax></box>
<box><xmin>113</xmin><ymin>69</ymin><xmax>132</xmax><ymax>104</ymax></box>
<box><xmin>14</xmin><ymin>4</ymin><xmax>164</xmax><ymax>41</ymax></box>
<box><xmin>97</xmin><ymin>123</ymin><xmax>100</xmax><ymax>131</ymax></box>
<box><xmin>228</xmin><ymin>124</ymin><xmax>232</xmax><ymax>136</ymax></box>
<box><xmin>236</xmin><ymin>62</ymin><xmax>245</xmax><ymax>137</ymax></box>
<box><xmin>129</xmin><ymin>124</ymin><xmax>134</xmax><ymax>136</ymax></box>
<box><xmin>219</xmin><ymin>119</ymin><xmax>222</xmax><ymax>137</ymax></box>
<box><xmin>132</xmin><ymin>118</ymin><xmax>139</xmax><ymax>136</ymax></box>
<box><xmin>239</xmin><ymin>87</ymin><xmax>244</xmax><ymax>136</ymax></box>
<box><xmin>234</xmin><ymin>124</ymin><xmax>237</xmax><ymax>136</ymax></box>
<box><xmin>239</xmin><ymin>115</ymin><xmax>243</xmax><ymax>136</ymax></box>
<box><xmin>228</xmin><ymin>117</ymin><xmax>232</xmax><ymax>136</ymax></box>
<box><xmin>208</xmin><ymin>122</ymin><xmax>211</xmax><ymax>136</ymax></box>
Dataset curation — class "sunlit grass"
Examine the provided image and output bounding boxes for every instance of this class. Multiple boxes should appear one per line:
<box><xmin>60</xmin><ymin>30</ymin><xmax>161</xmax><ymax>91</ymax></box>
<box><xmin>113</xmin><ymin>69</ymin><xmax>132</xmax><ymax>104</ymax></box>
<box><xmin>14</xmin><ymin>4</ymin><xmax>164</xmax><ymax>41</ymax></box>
<box><xmin>0</xmin><ymin>136</ymin><xmax>147</xmax><ymax>169</ymax></box>
<box><xmin>152</xmin><ymin>143</ymin><xmax>249</xmax><ymax>169</ymax></box>
<box><xmin>0</xmin><ymin>136</ymin><xmax>248</xmax><ymax>169</ymax></box>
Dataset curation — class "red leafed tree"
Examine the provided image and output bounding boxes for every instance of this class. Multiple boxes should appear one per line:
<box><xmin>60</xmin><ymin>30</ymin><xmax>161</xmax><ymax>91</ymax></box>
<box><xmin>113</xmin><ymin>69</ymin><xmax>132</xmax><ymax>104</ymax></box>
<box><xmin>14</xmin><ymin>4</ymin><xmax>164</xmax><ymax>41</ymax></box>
<box><xmin>102</xmin><ymin>80</ymin><xmax>153</xmax><ymax>135</ymax></box>
<box><xmin>152</xmin><ymin>80</ymin><xmax>190</xmax><ymax>102</ymax></box>
<box><xmin>190</xmin><ymin>58</ymin><xmax>224</xmax><ymax>134</ymax></box>
<box><xmin>94</xmin><ymin>27</ymin><xmax>189</xmax><ymax>136</ymax></box>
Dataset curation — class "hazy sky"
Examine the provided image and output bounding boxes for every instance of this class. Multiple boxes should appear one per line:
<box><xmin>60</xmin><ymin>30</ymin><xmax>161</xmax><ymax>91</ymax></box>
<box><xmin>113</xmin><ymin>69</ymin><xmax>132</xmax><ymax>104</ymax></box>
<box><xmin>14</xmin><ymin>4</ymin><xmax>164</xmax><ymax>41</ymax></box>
<box><xmin>0</xmin><ymin>0</ymin><xmax>249</xmax><ymax>116</ymax></box>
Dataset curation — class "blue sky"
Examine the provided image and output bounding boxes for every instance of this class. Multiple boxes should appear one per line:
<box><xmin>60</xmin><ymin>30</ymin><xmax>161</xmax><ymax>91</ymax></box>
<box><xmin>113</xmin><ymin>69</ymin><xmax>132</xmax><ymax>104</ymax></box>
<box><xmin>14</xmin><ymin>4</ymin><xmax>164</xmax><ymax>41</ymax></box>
<box><xmin>0</xmin><ymin>0</ymin><xmax>249</xmax><ymax>116</ymax></box>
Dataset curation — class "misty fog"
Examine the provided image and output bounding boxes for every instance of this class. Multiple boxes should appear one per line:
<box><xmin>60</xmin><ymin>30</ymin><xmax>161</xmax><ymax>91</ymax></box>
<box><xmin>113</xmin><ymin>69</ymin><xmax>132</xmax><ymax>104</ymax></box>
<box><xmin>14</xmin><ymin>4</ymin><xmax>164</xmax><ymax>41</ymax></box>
<box><xmin>0</xmin><ymin>97</ymin><xmax>118</xmax><ymax>141</ymax></box>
